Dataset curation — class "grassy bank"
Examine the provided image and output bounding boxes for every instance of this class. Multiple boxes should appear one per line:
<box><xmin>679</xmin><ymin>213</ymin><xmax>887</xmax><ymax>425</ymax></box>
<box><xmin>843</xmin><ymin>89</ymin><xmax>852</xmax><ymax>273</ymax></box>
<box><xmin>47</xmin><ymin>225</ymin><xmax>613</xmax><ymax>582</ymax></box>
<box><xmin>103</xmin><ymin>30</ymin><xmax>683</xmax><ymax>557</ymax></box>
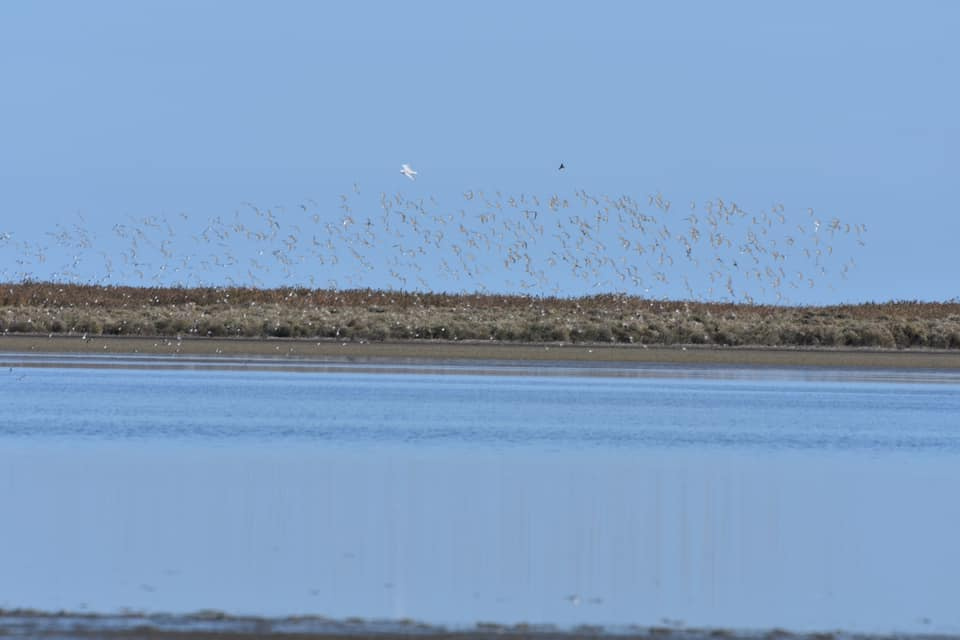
<box><xmin>2</xmin><ymin>282</ymin><xmax>960</xmax><ymax>349</ymax></box>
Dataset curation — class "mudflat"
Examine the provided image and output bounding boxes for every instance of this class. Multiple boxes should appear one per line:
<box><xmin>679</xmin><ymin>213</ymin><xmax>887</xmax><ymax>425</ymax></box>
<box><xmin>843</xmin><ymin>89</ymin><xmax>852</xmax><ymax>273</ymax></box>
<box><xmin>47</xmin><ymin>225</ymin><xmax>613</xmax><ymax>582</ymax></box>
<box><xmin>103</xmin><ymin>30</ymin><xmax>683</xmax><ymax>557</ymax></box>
<box><xmin>3</xmin><ymin>333</ymin><xmax>960</xmax><ymax>369</ymax></box>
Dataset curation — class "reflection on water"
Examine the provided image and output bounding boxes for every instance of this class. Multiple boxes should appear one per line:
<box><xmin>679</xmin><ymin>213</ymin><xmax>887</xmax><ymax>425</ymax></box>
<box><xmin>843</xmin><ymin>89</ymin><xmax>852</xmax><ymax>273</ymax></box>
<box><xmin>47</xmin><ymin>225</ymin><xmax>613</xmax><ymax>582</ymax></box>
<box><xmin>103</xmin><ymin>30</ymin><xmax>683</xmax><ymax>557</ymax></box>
<box><xmin>1</xmin><ymin>358</ymin><xmax>959</xmax><ymax>635</ymax></box>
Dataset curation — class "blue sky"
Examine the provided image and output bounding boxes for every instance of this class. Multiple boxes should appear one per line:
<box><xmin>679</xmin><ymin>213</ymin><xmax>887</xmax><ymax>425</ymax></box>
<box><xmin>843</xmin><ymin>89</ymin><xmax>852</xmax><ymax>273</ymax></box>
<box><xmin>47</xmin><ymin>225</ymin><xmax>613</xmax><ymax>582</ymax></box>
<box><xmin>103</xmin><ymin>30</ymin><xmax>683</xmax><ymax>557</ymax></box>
<box><xmin>1</xmin><ymin>1</ymin><xmax>957</xmax><ymax>303</ymax></box>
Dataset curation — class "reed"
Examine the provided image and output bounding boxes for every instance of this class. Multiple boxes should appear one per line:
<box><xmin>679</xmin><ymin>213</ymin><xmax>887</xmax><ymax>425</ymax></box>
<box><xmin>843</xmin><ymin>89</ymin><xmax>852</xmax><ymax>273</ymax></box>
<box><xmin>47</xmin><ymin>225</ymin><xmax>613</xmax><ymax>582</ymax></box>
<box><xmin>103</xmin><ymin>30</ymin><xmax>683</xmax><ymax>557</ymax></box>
<box><xmin>2</xmin><ymin>282</ymin><xmax>959</xmax><ymax>349</ymax></box>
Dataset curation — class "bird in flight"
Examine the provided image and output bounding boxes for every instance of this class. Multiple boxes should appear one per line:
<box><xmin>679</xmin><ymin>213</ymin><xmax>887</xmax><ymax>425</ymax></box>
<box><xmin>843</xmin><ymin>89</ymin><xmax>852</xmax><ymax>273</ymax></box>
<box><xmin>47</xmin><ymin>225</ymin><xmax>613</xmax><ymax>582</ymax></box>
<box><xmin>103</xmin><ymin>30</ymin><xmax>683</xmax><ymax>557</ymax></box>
<box><xmin>400</xmin><ymin>164</ymin><xmax>418</xmax><ymax>181</ymax></box>
<box><xmin>558</xmin><ymin>163</ymin><xmax>565</xmax><ymax>171</ymax></box>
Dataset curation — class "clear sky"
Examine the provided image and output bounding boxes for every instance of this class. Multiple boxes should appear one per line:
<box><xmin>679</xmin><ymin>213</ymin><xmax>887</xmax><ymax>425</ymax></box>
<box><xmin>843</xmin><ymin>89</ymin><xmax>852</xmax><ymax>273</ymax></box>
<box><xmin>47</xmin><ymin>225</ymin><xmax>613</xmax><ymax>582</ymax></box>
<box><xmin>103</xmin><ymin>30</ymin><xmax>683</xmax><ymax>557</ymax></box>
<box><xmin>1</xmin><ymin>1</ymin><xmax>957</xmax><ymax>304</ymax></box>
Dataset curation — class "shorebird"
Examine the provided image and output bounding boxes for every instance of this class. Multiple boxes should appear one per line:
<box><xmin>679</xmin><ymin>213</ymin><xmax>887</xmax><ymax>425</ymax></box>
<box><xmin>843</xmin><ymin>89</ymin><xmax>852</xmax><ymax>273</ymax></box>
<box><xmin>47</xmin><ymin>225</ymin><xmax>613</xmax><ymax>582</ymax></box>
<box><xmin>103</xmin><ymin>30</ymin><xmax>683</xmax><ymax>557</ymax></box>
<box><xmin>400</xmin><ymin>164</ymin><xmax>417</xmax><ymax>181</ymax></box>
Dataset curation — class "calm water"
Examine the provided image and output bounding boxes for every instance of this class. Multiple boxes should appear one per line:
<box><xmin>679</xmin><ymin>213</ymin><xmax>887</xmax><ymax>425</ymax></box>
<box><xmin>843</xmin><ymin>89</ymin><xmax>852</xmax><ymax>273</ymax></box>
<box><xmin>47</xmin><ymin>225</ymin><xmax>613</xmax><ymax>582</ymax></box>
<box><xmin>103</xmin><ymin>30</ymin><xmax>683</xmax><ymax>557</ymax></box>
<box><xmin>1</xmin><ymin>354</ymin><xmax>959</xmax><ymax>634</ymax></box>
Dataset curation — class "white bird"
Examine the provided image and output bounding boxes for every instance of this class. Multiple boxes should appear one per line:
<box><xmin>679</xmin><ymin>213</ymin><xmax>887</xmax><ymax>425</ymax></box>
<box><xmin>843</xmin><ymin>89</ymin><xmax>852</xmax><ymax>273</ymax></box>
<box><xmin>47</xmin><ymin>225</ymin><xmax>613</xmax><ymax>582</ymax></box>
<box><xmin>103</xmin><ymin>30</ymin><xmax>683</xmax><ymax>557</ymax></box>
<box><xmin>400</xmin><ymin>164</ymin><xmax>417</xmax><ymax>181</ymax></box>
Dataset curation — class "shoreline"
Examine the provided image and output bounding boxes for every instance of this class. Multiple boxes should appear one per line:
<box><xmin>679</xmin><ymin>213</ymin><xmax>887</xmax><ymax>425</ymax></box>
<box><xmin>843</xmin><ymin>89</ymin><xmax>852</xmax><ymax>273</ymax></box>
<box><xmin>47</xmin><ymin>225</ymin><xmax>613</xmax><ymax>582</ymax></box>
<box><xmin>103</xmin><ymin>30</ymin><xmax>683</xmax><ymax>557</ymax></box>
<box><xmin>3</xmin><ymin>333</ymin><xmax>960</xmax><ymax>370</ymax></box>
<box><xmin>0</xmin><ymin>610</ymin><xmax>954</xmax><ymax>640</ymax></box>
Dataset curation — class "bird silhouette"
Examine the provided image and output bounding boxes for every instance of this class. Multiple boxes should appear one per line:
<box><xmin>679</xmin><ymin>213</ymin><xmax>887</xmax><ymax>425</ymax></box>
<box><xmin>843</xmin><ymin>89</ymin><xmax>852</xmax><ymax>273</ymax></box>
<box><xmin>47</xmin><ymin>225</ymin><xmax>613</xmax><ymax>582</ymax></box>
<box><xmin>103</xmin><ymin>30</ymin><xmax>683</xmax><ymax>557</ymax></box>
<box><xmin>0</xmin><ymin>178</ymin><xmax>868</xmax><ymax>305</ymax></box>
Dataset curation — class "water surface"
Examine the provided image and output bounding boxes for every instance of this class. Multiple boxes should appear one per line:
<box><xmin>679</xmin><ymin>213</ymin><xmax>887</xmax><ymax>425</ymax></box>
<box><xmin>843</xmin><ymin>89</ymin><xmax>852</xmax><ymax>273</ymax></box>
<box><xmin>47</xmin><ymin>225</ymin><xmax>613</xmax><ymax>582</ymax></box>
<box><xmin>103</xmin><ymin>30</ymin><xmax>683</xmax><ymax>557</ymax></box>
<box><xmin>1</xmin><ymin>355</ymin><xmax>958</xmax><ymax>635</ymax></box>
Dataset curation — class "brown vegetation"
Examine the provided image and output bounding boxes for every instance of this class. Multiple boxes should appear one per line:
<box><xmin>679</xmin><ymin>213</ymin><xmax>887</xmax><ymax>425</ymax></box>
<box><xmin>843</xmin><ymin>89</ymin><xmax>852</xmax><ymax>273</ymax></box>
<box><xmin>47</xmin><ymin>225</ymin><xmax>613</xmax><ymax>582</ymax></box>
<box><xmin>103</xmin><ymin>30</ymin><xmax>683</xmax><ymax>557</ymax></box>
<box><xmin>2</xmin><ymin>282</ymin><xmax>960</xmax><ymax>349</ymax></box>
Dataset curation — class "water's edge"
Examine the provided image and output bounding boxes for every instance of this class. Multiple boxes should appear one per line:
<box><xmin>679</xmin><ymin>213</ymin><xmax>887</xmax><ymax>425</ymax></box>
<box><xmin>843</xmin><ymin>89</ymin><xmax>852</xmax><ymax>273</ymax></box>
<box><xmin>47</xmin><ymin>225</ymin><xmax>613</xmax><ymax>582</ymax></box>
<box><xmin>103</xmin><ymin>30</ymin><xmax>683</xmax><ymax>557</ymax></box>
<box><xmin>0</xmin><ymin>610</ymin><xmax>953</xmax><ymax>640</ymax></box>
<box><xmin>4</xmin><ymin>350</ymin><xmax>960</xmax><ymax>384</ymax></box>
<box><xmin>4</xmin><ymin>333</ymin><xmax>960</xmax><ymax>370</ymax></box>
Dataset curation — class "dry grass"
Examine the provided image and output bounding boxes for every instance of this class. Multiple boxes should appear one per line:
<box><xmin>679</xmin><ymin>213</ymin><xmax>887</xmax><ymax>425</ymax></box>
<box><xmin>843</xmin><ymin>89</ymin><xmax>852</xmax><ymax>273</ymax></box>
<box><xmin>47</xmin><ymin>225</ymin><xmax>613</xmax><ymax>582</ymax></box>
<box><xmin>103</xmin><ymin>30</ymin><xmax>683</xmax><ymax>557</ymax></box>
<box><xmin>3</xmin><ymin>282</ymin><xmax>960</xmax><ymax>349</ymax></box>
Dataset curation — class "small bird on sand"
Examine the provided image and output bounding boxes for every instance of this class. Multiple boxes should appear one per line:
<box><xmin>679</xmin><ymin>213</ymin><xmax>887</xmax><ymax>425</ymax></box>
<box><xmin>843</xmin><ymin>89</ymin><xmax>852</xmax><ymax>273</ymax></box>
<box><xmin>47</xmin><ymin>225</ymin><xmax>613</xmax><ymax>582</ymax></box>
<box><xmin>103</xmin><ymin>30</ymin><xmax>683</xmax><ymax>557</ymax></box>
<box><xmin>400</xmin><ymin>164</ymin><xmax>418</xmax><ymax>180</ymax></box>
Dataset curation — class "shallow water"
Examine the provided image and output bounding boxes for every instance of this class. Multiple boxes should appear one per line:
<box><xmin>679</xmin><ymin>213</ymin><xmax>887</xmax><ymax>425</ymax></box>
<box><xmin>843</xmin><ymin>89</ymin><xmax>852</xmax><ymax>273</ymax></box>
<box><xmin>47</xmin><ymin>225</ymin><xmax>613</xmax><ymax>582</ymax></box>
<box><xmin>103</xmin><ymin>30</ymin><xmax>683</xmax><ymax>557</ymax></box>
<box><xmin>1</xmin><ymin>355</ymin><xmax>959</xmax><ymax>635</ymax></box>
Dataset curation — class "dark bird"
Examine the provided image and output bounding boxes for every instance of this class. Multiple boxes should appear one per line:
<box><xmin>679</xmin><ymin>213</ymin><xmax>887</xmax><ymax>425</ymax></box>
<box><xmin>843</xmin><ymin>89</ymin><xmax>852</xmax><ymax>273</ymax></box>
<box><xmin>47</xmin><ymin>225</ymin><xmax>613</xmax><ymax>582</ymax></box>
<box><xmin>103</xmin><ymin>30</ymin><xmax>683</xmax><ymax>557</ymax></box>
<box><xmin>558</xmin><ymin>163</ymin><xmax>565</xmax><ymax>171</ymax></box>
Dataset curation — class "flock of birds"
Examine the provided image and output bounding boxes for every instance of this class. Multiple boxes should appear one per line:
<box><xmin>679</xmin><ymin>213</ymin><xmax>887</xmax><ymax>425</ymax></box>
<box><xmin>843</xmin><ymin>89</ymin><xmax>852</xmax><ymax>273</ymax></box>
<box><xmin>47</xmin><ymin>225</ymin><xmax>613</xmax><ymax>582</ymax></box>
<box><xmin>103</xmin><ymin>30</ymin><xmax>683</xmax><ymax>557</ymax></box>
<box><xmin>0</xmin><ymin>164</ymin><xmax>868</xmax><ymax>303</ymax></box>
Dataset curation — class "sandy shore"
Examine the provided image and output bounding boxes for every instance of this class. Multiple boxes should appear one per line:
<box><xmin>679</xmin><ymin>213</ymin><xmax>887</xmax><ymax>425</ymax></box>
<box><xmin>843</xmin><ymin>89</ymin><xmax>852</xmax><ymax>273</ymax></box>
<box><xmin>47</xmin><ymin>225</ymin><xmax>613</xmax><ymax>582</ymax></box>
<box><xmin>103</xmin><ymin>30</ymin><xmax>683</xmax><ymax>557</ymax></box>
<box><xmin>3</xmin><ymin>333</ymin><xmax>960</xmax><ymax>369</ymax></box>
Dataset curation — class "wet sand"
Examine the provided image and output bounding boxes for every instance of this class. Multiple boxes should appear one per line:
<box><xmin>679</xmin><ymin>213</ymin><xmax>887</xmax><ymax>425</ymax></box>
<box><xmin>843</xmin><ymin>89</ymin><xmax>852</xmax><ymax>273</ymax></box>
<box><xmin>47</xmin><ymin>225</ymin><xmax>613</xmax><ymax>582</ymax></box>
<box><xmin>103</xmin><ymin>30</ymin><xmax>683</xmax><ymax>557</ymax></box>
<box><xmin>2</xmin><ymin>333</ymin><xmax>960</xmax><ymax>369</ymax></box>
